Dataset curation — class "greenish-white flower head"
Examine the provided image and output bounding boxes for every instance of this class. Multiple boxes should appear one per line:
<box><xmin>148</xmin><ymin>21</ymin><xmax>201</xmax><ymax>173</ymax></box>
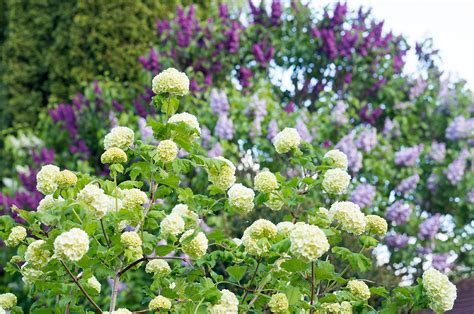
<box><xmin>0</xmin><ymin>293</ymin><xmax>17</xmax><ymax>310</ymax></box>
<box><xmin>329</xmin><ymin>201</ymin><xmax>366</xmax><ymax>235</ymax></box>
<box><xmin>145</xmin><ymin>259</ymin><xmax>171</xmax><ymax>275</ymax></box>
<box><xmin>268</xmin><ymin>292</ymin><xmax>289</xmax><ymax>313</ymax></box>
<box><xmin>120</xmin><ymin>231</ymin><xmax>142</xmax><ymax>248</ymax></box>
<box><xmin>265</xmin><ymin>191</ymin><xmax>284</xmax><ymax>211</ymax></box>
<box><xmin>242</xmin><ymin>219</ymin><xmax>277</xmax><ymax>255</ymax></box>
<box><xmin>104</xmin><ymin>126</ymin><xmax>134</xmax><ymax>150</ymax></box>
<box><xmin>122</xmin><ymin>188</ymin><xmax>148</xmax><ymax>209</ymax></box>
<box><xmin>207</xmin><ymin>156</ymin><xmax>236</xmax><ymax>190</ymax></box>
<box><xmin>77</xmin><ymin>183</ymin><xmax>111</xmax><ymax>218</ymax></box>
<box><xmin>254</xmin><ymin>170</ymin><xmax>278</xmax><ymax>193</ymax></box>
<box><xmin>171</xmin><ymin>204</ymin><xmax>199</xmax><ymax>226</ymax></box>
<box><xmin>55</xmin><ymin>169</ymin><xmax>78</xmax><ymax>189</ymax></box>
<box><xmin>322</xmin><ymin>168</ymin><xmax>351</xmax><ymax>194</ymax></box>
<box><xmin>208</xmin><ymin>289</ymin><xmax>239</xmax><ymax>314</ymax></box>
<box><xmin>276</xmin><ymin>221</ymin><xmax>295</xmax><ymax>236</ymax></box>
<box><xmin>103</xmin><ymin>308</ymin><xmax>132</xmax><ymax>314</ymax></box>
<box><xmin>365</xmin><ymin>215</ymin><xmax>388</xmax><ymax>236</ymax></box>
<box><xmin>323</xmin><ymin>149</ymin><xmax>349</xmax><ymax>170</ymax></box>
<box><xmin>156</xmin><ymin>139</ymin><xmax>178</xmax><ymax>163</ymax></box>
<box><xmin>25</xmin><ymin>240</ymin><xmax>51</xmax><ymax>268</ymax></box>
<box><xmin>36</xmin><ymin>164</ymin><xmax>60</xmax><ymax>195</ymax></box>
<box><xmin>53</xmin><ymin>228</ymin><xmax>89</xmax><ymax>262</ymax></box>
<box><xmin>101</xmin><ymin>147</ymin><xmax>128</xmax><ymax>164</ymax></box>
<box><xmin>168</xmin><ymin>112</ymin><xmax>201</xmax><ymax>136</ymax></box>
<box><xmin>180</xmin><ymin>229</ymin><xmax>208</xmax><ymax>259</ymax></box>
<box><xmin>160</xmin><ymin>213</ymin><xmax>185</xmax><ymax>237</ymax></box>
<box><xmin>422</xmin><ymin>268</ymin><xmax>457</xmax><ymax>313</ymax></box>
<box><xmin>5</xmin><ymin>226</ymin><xmax>27</xmax><ymax>247</ymax></box>
<box><xmin>152</xmin><ymin>67</ymin><xmax>189</xmax><ymax>96</ymax></box>
<box><xmin>347</xmin><ymin>279</ymin><xmax>371</xmax><ymax>300</ymax></box>
<box><xmin>149</xmin><ymin>295</ymin><xmax>172</xmax><ymax>310</ymax></box>
<box><xmin>273</xmin><ymin>128</ymin><xmax>301</xmax><ymax>154</ymax></box>
<box><xmin>289</xmin><ymin>222</ymin><xmax>329</xmax><ymax>262</ymax></box>
<box><xmin>87</xmin><ymin>275</ymin><xmax>101</xmax><ymax>294</ymax></box>
<box><xmin>37</xmin><ymin>195</ymin><xmax>63</xmax><ymax>213</ymax></box>
<box><xmin>227</xmin><ymin>183</ymin><xmax>255</xmax><ymax>214</ymax></box>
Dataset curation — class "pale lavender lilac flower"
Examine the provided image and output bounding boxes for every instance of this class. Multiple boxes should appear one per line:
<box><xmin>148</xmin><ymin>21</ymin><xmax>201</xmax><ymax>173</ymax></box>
<box><xmin>427</xmin><ymin>173</ymin><xmax>438</xmax><ymax>191</ymax></box>
<box><xmin>108</xmin><ymin>112</ymin><xmax>119</xmax><ymax>128</ymax></box>
<box><xmin>350</xmin><ymin>184</ymin><xmax>376</xmax><ymax>208</ymax></box>
<box><xmin>432</xmin><ymin>253</ymin><xmax>453</xmax><ymax>271</ymax></box>
<box><xmin>210</xmin><ymin>89</ymin><xmax>229</xmax><ymax>114</ymax></box>
<box><xmin>335</xmin><ymin>132</ymin><xmax>363</xmax><ymax>173</ymax></box>
<box><xmin>355</xmin><ymin>127</ymin><xmax>377</xmax><ymax>152</ymax></box>
<box><xmin>331</xmin><ymin>100</ymin><xmax>348</xmax><ymax>126</ymax></box>
<box><xmin>249</xmin><ymin>96</ymin><xmax>267</xmax><ymax>138</ymax></box>
<box><xmin>444</xmin><ymin>148</ymin><xmax>469</xmax><ymax>184</ymax></box>
<box><xmin>296</xmin><ymin>114</ymin><xmax>312</xmax><ymax>142</ymax></box>
<box><xmin>445</xmin><ymin>116</ymin><xmax>474</xmax><ymax>140</ymax></box>
<box><xmin>385</xmin><ymin>233</ymin><xmax>409</xmax><ymax>250</ymax></box>
<box><xmin>409</xmin><ymin>77</ymin><xmax>428</xmax><ymax>99</ymax></box>
<box><xmin>215</xmin><ymin>114</ymin><xmax>235</xmax><ymax>140</ymax></box>
<box><xmin>395</xmin><ymin>173</ymin><xmax>419</xmax><ymax>194</ymax></box>
<box><xmin>467</xmin><ymin>189</ymin><xmax>474</xmax><ymax>204</ymax></box>
<box><xmin>201</xmin><ymin>126</ymin><xmax>211</xmax><ymax>148</ymax></box>
<box><xmin>428</xmin><ymin>141</ymin><xmax>446</xmax><ymax>162</ymax></box>
<box><xmin>386</xmin><ymin>200</ymin><xmax>412</xmax><ymax>225</ymax></box>
<box><xmin>208</xmin><ymin>143</ymin><xmax>222</xmax><ymax>157</ymax></box>
<box><xmin>267</xmin><ymin>119</ymin><xmax>279</xmax><ymax>141</ymax></box>
<box><xmin>418</xmin><ymin>214</ymin><xmax>441</xmax><ymax>240</ymax></box>
<box><xmin>383</xmin><ymin>118</ymin><xmax>401</xmax><ymax>138</ymax></box>
<box><xmin>138</xmin><ymin>117</ymin><xmax>154</xmax><ymax>144</ymax></box>
<box><xmin>394</xmin><ymin>144</ymin><xmax>424</xmax><ymax>166</ymax></box>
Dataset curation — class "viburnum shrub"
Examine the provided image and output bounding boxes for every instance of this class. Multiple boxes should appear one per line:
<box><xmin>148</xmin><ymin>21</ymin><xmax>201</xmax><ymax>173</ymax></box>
<box><xmin>0</xmin><ymin>69</ymin><xmax>458</xmax><ymax>313</ymax></box>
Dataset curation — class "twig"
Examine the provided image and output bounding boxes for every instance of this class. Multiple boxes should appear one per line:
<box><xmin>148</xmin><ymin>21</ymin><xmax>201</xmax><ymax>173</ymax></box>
<box><xmin>60</xmin><ymin>260</ymin><xmax>102</xmax><ymax>313</ymax></box>
<box><xmin>242</xmin><ymin>258</ymin><xmax>262</xmax><ymax>303</ymax></box>
<box><xmin>310</xmin><ymin>261</ymin><xmax>315</xmax><ymax>313</ymax></box>
<box><xmin>119</xmin><ymin>256</ymin><xmax>185</xmax><ymax>277</ymax></box>
<box><xmin>100</xmin><ymin>219</ymin><xmax>110</xmax><ymax>247</ymax></box>
<box><xmin>135</xmin><ymin>180</ymin><xmax>157</xmax><ymax>232</ymax></box>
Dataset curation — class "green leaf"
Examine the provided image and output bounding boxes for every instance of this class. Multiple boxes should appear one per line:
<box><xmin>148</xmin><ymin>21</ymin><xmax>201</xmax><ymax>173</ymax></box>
<box><xmin>280</xmin><ymin>258</ymin><xmax>309</xmax><ymax>273</ymax></box>
<box><xmin>370</xmin><ymin>286</ymin><xmax>389</xmax><ymax>297</ymax></box>
<box><xmin>359</xmin><ymin>235</ymin><xmax>379</xmax><ymax>248</ymax></box>
<box><xmin>284</xmin><ymin>286</ymin><xmax>301</xmax><ymax>305</ymax></box>
<box><xmin>155</xmin><ymin>245</ymin><xmax>174</xmax><ymax>256</ymax></box>
<box><xmin>226</xmin><ymin>265</ymin><xmax>247</xmax><ymax>282</ymax></box>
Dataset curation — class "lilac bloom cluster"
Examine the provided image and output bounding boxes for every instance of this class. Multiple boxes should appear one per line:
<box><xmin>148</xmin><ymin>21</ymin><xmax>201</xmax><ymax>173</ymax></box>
<box><xmin>331</xmin><ymin>100</ymin><xmax>348</xmax><ymax>126</ymax></box>
<box><xmin>444</xmin><ymin>148</ymin><xmax>469</xmax><ymax>184</ymax></box>
<box><xmin>394</xmin><ymin>144</ymin><xmax>424</xmax><ymax>166</ymax></box>
<box><xmin>418</xmin><ymin>214</ymin><xmax>441</xmax><ymax>240</ymax></box>
<box><xmin>335</xmin><ymin>132</ymin><xmax>363</xmax><ymax>173</ymax></box>
<box><xmin>249</xmin><ymin>96</ymin><xmax>267</xmax><ymax>138</ymax></box>
<box><xmin>296</xmin><ymin>114</ymin><xmax>313</xmax><ymax>143</ymax></box>
<box><xmin>395</xmin><ymin>174</ymin><xmax>420</xmax><ymax>194</ymax></box>
<box><xmin>138</xmin><ymin>117</ymin><xmax>154</xmax><ymax>144</ymax></box>
<box><xmin>428</xmin><ymin>141</ymin><xmax>446</xmax><ymax>162</ymax></box>
<box><xmin>359</xmin><ymin>105</ymin><xmax>383</xmax><ymax>124</ymax></box>
<box><xmin>252</xmin><ymin>42</ymin><xmax>274</xmax><ymax>68</ymax></box>
<box><xmin>445</xmin><ymin>115</ymin><xmax>474</xmax><ymax>140</ymax></box>
<box><xmin>267</xmin><ymin>119</ymin><xmax>279</xmax><ymax>141</ymax></box>
<box><xmin>355</xmin><ymin>127</ymin><xmax>377</xmax><ymax>152</ymax></box>
<box><xmin>431</xmin><ymin>253</ymin><xmax>453</xmax><ymax>271</ymax></box>
<box><xmin>409</xmin><ymin>77</ymin><xmax>428</xmax><ymax>99</ymax></box>
<box><xmin>208</xmin><ymin>143</ymin><xmax>223</xmax><ymax>158</ymax></box>
<box><xmin>427</xmin><ymin>173</ymin><xmax>438</xmax><ymax>191</ymax></box>
<box><xmin>350</xmin><ymin>183</ymin><xmax>376</xmax><ymax>208</ymax></box>
<box><xmin>138</xmin><ymin>47</ymin><xmax>159</xmax><ymax>74</ymax></box>
<box><xmin>383</xmin><ymin>118</ymin><xmax>401</xmax><ymax>138</ymax></box>
<box><xmin>210</xmin><ymin>89</ymin><xmax>235</xmax><ymax>140</ymax></box>
<box><xmin>467</xmin><ymin>189</ymin><xmax>474</xmax><ymax>204</ymax></box>
<box><xmin>385</xmin><ymin>200</ymin><xmax>412</xmax><ymax>225</ymax></box>
<box><xmin>385</xmin><ymin>233</ymin><xmax>409</xmax><ymax>250</ymax></box>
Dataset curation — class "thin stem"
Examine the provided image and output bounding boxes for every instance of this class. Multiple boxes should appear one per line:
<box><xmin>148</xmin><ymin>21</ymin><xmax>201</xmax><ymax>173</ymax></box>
<box><xmin>119</xmin><ymin>256</ymin><xmax>185</xmax><ymax>277</ymax></box>
<box><xmin>135</xmin><ymin>179</ymin><xmax>157</xmax><ymax>232</ymax></box>
<box><xmin>100</xmin><ymin>219</ymin><xmax>110</xmax><ymax>247</ymax></box>
<box><xmin>109</xmin><ymin>258</ymin><xmax>123</xmax><ymax>312</ymax></box>
<box><xmin>310</xmin><ymin>261</ymin><xmax>315</xmax><ymax>313</ymax></box>
<box><xmin>72</xmin><ymin>208</ymin><xmax>83</xmax><ymax>224</ymax></box>
<box><xmin>60</xmin><ymin>260</ymin><xmax>102</xmax><ymax>313</ymax></box>
<box><xmin>242</xmin><ymin>258</ymin><xmax>262</xmax><ymax>303</ymax></box>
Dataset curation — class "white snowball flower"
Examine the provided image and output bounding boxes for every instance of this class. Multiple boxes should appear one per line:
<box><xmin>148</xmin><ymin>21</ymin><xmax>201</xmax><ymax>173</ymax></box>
<box><xmin>156</xmin><ymin>140</ymin><xmax>178</xmax><ymax>163</ymax></box>
<box><xmin>152</xmin><ymin>67</ymin><xmax>189</xmax><ymax>96</ymax></box>
<box><xmin>168</xmin><ymin>112</ymin><xmax>201</xmax><ymax>136</ymax></box>
<box><xmin>171</xmin><ymin>204</ymin><xmax>199</xmax><ymax>225</ymax></box>
<box><xmin>322</xmin><ymin>169</ymin><xmax>351</xmax><ymax>194</ymax></box>
<box><xmin>104</xmin><ymin>126</ymin><xmax>134</xmax><ymax>150</ymax></box>
<box><xmin>276</xmin><ymin>221</ymin><xmax>295</xmax><ymax>236</ymax></box>
<box><xmin>254</xmin><ymin>170</ymin><xmax>278</xmax><ymax>193</ymax></box>
<box><xmin>289</xmin><ymin>222</ymin><xmax>329</xmax><ymax>262</ymax></box>
<box><xmin>242</xmin><ymin>219</ymin><xmax>277</xmax><ymax>255</ymax></box>
<box><xmin>273</xmin><ymin>128</ymin><xmax>301</xmax><ymax>154</ymax></box>
<box><xmin>87</xmin><ymin>276</ymin><xmax>101</xmax><ymax>294</ymax></box>
<box><xmin>329</xmin><ymin>201</ymin><xmax>366</xmax><ymax>235</ymax></box>
<box><xmin>25</xmin><ymin>240</ymin><xmax>51</xmax><ymax>268</ymax></box>
<box><xmin>227</xmin><ymin>183</ymin><xmax>255</xmax><ymax>214</ymax></box>
<box><xmin>208</xmin><ymin>289</ymin><xmax>239</xmax><ymax>314</ymax></box>
<box><xmin>122</xmin><ymin>188</ymin><xmax>148</xmax><ymax>209</ymax></box>
<box><xmin>37</xmin><ymin>195</ymin><xmax>64</xmax><ymax>213</ymax></box>
<box><xmin>207</xmin><ymin>157</ymin><xmax>236</xmax><ymax>190</ymax></box>
<box><xmin>160</xmin><ymin>213</ymin><xmax>185</xmax><ymax>237</ymax></box>
<box><xmin>422</xmin><ymin>268</ymin><xmax>457</xmax><ymax>313</ymax></box>
<box><xmin>36</xmin><ymin>164</ymin><xmax>60</xmax><ymax>195</ymax></box>
<box><xmin>5</xmin><ymin>226</ymin><xmax>27</xmax><ymax>247</ymax></box>
<box><xmin>0</xmin><ymin>293</ymin><xmax>17</xmax><ymax>310</ymax></box>
<box><xmin>323</xmin><ymin>149</ymin><xmax>348</xmax><ymax>170</ymax></box>
<box><xmin>54</xmin><ymin>228</ymin><xmax>90</xmax><ymax>262</ymax></box>
<box><xmin>180</xmin><ymin>230</ymin><xmax>208</xmax><ymax>259</ymax></box>
<box><xmin>145</xmin><ymin>259</ymin><xmax>171</xmax><ymax>275</ymax></box>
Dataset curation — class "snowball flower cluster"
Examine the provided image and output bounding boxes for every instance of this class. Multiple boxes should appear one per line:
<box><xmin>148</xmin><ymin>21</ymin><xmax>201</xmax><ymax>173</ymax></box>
<box><xmin>160</xmin><ymin>213</ymin><xmax>185</xmax><ymax>237</ymax></box>
<box><xmin>55</xmin><ymin>169</ymin><xmax>77</xmax><ymax>189</ymax></box>
<box><xmin>276</xmin><ymin>221</ymin><xmax>294</xmax><ymax>236</ymax></box>
<box><xmin>104</xmin><ymin>126</ymin><xmax>134</xmax><ymax>150</ymax></box>
<box><xmin>156</xmin><ymin>140</ymin><xmax>178</xmax><ymax>162</ymax></box>
<box><xmin>254</xmin><ymin>170</ymin><xmax>278</xmax><ymax>193</ymax></box>
<box><xmin>77</xmin><ymin>183</ymin><xmax>113</xmax><ymax>218</ymax></box>
<box><xmin>152</xmin><ymin>67</ymin><xmax>189</xmax><ymax>96</ymax></box>
<box><xmin>347</xmin><ymin>280</ymin><xmax>371</xmax><ymax>300</ymax></box>
<box><xmin>171</xmin><ymin>204</ymin><xmax>199</xmax><ymax>225</ymax></box>
<box><xmin>149</xmin><ymin>295</ymin><xmax>172</xmax><ymax>310</ymax></box>
<box><xmin>242</xmin><ymin>219</ymin><xmax>277</xmax><ymax>255</ymax></box>
<box><xmin>268</xmin><ymin>293</ymin><xmax>289</xmax><ymax>313</ymax></box>
<box><xmin>329</xmin><ymin>201</ymin><xmax>366</xmax><ymax>235</ymax></box>
<box><xmin>25</xmin><ymin>240</ymin><xmax>51</xmax><ymax>268</ymax></box>
<box><xmin>289</xmin><ymin>222</ymin><xmax>329</xmax><ymax>262</ymax></box>
<box><xmin>5</xmin><ymin>226</ymin><xmax>26</xmax><ymax>247</ymax></box>
<box><xmin>36</xmin><ymin>164</ymin><xmax>60</xmax><ymax>195</ymax></box>
<box><xmin>180</xmin><ymin>230</ymin><xmax>209</xmax><ymax>259</ymax></box>
<box><xmin>227</xmin><ymin>183</ymin><xmax>255</xmax><ymax>214</ymax></box>
<box><xmin>365</xmin><ymin>215</ymin><xmax>388</xmax><ymax>236</ymax></box>
<box><xmin>207</xmin><ymin>156</ymin><xmax>236</xmax><ymax>190</ymax></box>
<box><xmin>324</xmin><ymin>149</ymin><xmax>348</xmax><ymax>170</ymax></box>
<box><xmin>265</xmin><ymin>192</ymin><xmax>284</xmax><ymax>211</ymax></box>
<box><xmin>0</xmin><ymin>293</ymin><xmax>17</xmax><ymax>310</ymax></box>
<box><xmin>101</xmin><ymin>147</ymin><xmax>128</xmax><ymax>164</ymax></box>
<box><xmin>168</xmin><ymin>112</ymin><xmax>201</xmax><ymax>135</ymax></box>
<box><xmin>209</xmin><ymin>289</ymin><xmax>239</xmax><ymax>314</ymax></box>
<box><xmin>121</xmin><ymin>231</ymin><xmax>142</xmax><ymax>248</ymax></box>
<box><xmin>273</xmin><ymin>128</ymin><xmax>301</xmax><ymax>154</ymax></box>
<box><xmin>87</xmin><ymin>276</ymin><xmax>101</xmax><ymax>293</ymax></box>
<box><xmin>316</xmin><ymin>301</ymin><xmax>352</xmax><ymax>314</ymax></box>
<box><xmin>122</xmin><ymin>188</ymin><xmax>148</xmax><ymax>209</ymax></box>
<box><xmin>103</xmin><ymin>309</ymin><xmax>132</xmax><ymax>314</ymax></box>
<box><xmin>53</xmin><ymin>228</ymin><xmax>89</xmax><ymax>261</ymax></box>
<box><xmin>145</xmin><ymin>259</ymin><xmax>171</xmax><ymax>275</ymax></box>
<box><xmin>322</xmin><ymin>168</ymin><xmax>351</xmax><ymax>194</ymax></box>
<box><xmin>422</xmin><ymin>268</ymin><xmax>457</xmax><ymax>313</ymax></box>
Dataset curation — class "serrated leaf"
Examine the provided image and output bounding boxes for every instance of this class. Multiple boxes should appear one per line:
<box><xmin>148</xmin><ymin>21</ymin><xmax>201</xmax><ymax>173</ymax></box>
<box><xmin>226</xmin><ymin>265</ymin><xmax>247</xmax><ymax>282</ymax></box>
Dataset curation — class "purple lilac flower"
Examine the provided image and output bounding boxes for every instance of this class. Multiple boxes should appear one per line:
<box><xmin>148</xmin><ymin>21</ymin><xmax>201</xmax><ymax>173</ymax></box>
<box><xmin>249</xmin><ymin>97</ymin><xmax>267</xmax><ymax>138</ymax></box>
<box><xmin>350</xmin><ymin>184</ymin><xmax>376</xmax><ymax>208</ymax></box>
<box><xmin>108</xmin><ymin>112</ymin><xmax>119</xmax><ymax>128</ymax></box>
<box><xmin>386</xmin><ymin>200</ymin><xmax>412</xmax><ymax>225</ymax></box>
<box><xmin>335</xmin><ymin>133</ymin><xmax>363</xmax><ymax>173</ymax></box>
<box><xmin>467</xmin><ymin>189</ymin><xmax>474</xmax><ymax>204</ymax></box>
<box><xmin>111</xmin><ymin>100</ymin><xmax>124</xmax><ymax>112</ymax></box>
<box><xmin>284</xmin><ymin>101</ymin><xmax>295</xmax><ymax>113</ymax></box>
<box><xmin>427</xmin><ymin>173</ymin><xmax>438</xmax><ymax>191</ymax></box>
<box><xmin>445</xmin><ymin>116</ymin><xmax>474</xmax><ymax>140</ymax></box>
<box><xmin>409</xmin><ymin>77</ymin><xmax>428</xmax><ymax>99</ymax></box>
<box><xmin>395</xmin><ymin>174</ymin><xmax>420</xmax><ymax>194</ymax></box>
<box><xmin>444</xmin><ymin>148</ymin><xmax>469</xmax><ymax>184</ymax></box>
<box><xmin>428</xmin><ymin>141</ymin><xmax>446</xmax><ymax>162</ymax></box>
<box><xmin>385</xmin><ymin>233</ymin><xmax>409</xmax><ymax>250</ymax></box>
<box><xmin>416</xmin><ymin>243</ymin><xmax>434</xmax><ymax>255</ymax></box>
<box><xmin>321</xmin><ymin>28</ymin><xmax>337</xmax><ymax>60</ymax></box>
<box><xmin>359</xmin><ymin>105</ymin><xmax>383</xmax><ymax>124</ymax></box>
<box><xmin>331</xmin><ymin>101</ymin><xmax>348</xmax><ymax>126</ymax></box>
<box><xmin>355</xmin><ymin>127</ymin><xmax>377</xmax><ymax>152</ymax></box>
<box><xmin>267</xmin><ymin>119</ymin><xmax>279</xmax><ymax>141</ymax></box>
<box><xmin>210</xmin><ymin>89</ymin><xmax>229</xmax><ymax>114</ymax></box>
<box><xmin>432</xmin><ymin>253</ymin><xmax>453</xmax><ymax>271</ymax></box>
<box><xmin>208</xmin><ymin>143</ymin><xmax>222</xmax><ymax>157</ymax></box>
<box><xmin>239</xmin><ymin>67</ymin><xmax>252</xmax><ymax>88</ymax></box>
<box><xmin>343</xmin><ymin>73</ymin><xmax>352</xmax><ymax>85</ymax></box>
<box><xmin>296</xmin><ymin>115</ymin><xmax>312</xmax><ymax>143</ymax></box>
<box><xmin>418</xmin><ymin>214</ymin><xmax>441</xmax><ymax>240</ymax></box>
<box><xmin>226</xmin><ymin>21</ymin><xmax>240</xmax><ymax>53</ymax></box>
<box><xmin>201</xmin><ymin>126</ymin><xmax>211</xmax><ymax>148</ymax></box>
<box><xmin>218</xmin><ymin>3</ymin><xmax>229</xmax><ymax>19</ymax></box>
<box><xmin>394</xmin><ymin>144</ymin><xmax>424</xmax><ymax>166</ymax></box>
<box><xmin>138</xmin><ymin>117</ymin><xmax>154</xmax><ymax>144</ymax></box>
<box><xmin>270</xmin><ymin>0</ymin><xmax>282</xmax><ymax>26</ymax></box>
<box><xmin>331</xmin><ymin>2</ymin><xmax>348</xmax><ymax>26</ymax></box>
<box><xmin>215</xmin><ymin>114</ymin><xmax>235</xmax><ymax>140</ymax></box>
